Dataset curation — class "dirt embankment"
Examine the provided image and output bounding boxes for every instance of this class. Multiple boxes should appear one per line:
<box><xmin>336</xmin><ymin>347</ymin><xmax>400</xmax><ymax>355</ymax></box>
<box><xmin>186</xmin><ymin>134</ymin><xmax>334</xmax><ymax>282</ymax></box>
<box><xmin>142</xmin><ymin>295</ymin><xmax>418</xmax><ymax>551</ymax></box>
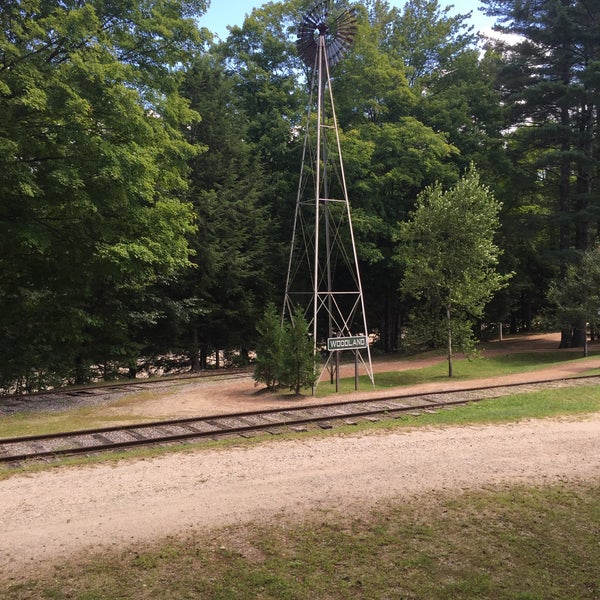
<box><xmin>1</xmin><ymin>333</ymin><xmax>599</xmax><ymax>583</ymax></box>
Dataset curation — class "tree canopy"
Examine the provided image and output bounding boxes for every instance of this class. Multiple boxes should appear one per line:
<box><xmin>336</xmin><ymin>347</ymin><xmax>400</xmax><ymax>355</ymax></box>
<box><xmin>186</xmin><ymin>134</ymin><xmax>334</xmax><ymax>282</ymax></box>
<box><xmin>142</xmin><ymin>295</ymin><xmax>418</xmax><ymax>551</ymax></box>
<box><xmin>0</xmin><ymin>0</ymin><xmax>206</xmax><ymax>388</ymax></box>
<box><xmin>2</xmin><ymin>0</ymin><xmax>599</xmax><ymax>391</ymax></box>
<box><xmin>398</xmin><ymin>166</ymin><xmax>512</xmax><ymax>376</ymax></box>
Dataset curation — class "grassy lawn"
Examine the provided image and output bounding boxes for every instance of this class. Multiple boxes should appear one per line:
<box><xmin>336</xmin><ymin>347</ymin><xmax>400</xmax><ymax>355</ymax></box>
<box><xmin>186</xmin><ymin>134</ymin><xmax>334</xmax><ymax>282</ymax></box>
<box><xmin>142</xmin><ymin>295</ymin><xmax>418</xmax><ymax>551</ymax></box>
<box><xmin>3</xmin><ymin>348</ymin><xmax>600</xmax><ymax>599</ymax></box>
<box><xmin>6</xmin><ymin>482</ymin><xmax>599</xmax><ymax>599</ymax></box>
<box><xmin>1</xmin><ymin>384</ymin><xmax>599</xmax><ymax>485</ymax></box>
<box><xmin>317</xmin><ymin>350</ymin><xmax>600</xmax><ymax>395</ymax></box>
<box><xmin>1</xmin><ymin>384</ymin><xmax>600</xmax><ymax>481</ymax></box>
<box><xmin>0</xmin><ymin>404</ymin><xmax>145</xmax><ymax>439</ymax></box>
<box><xmin>2</xmin><ymin>349</ymin><xmax>598</xmax><ymax>439</ymax></box>
<box><xmin>0</xmin><ymin>387</ymin><xmax>183</xmax><ymax>439</ymax></box>
<box><xmin>371</xmin><ymin>384</ymin><xmax>600</xmax><ymax>428</ymax></box>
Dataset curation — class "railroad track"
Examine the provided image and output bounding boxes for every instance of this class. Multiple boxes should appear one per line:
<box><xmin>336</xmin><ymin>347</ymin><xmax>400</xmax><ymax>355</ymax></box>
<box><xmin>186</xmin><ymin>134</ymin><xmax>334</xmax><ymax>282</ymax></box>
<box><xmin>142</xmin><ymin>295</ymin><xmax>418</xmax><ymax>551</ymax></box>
<box><xmin>0</xmin><ymin>368</ymin><xmax>253</xmax><ymax>416</ymax></box>
<box><xmin>2</xmin><ymin>375</ymin><xmax>599</xmax><ymax>465</ymax></box>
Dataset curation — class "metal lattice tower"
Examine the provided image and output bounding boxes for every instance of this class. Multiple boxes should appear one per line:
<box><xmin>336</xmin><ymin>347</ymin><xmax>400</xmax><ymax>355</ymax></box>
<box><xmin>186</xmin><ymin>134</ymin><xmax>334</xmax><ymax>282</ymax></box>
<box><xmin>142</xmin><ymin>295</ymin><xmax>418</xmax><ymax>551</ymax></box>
<box><xmin>284</xmin><ymin>0</ymin><xmax>374</xmax><ymax>390</ymax></box>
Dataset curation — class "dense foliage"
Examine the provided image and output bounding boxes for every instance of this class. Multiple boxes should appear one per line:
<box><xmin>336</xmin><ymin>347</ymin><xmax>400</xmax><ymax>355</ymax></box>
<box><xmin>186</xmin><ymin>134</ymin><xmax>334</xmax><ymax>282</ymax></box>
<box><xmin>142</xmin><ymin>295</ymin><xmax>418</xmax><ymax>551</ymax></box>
<box><xmin>398</xmin><ymin>167</ymin><xmax>511</xmax><ymax>376</ymax></box>
<box><xmin>0</xmin><ymin>0</ymin><xmax>207</xmax><ymax>390</ymax></box>
<box><xmin>253</xmin><ymin>303</ymin><xmax>284</xmax><ymax>391</ymax></box>
<box><xmin>1</xmin><ymin>0</ymin><xmax>599</xmax><ymax>390</ymax></box>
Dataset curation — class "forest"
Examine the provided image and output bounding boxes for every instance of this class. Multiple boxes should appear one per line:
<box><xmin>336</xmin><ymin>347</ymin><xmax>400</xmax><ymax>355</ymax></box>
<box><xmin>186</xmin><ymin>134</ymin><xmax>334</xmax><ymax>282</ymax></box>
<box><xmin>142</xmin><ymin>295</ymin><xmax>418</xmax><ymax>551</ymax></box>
<box><xmin>1</xmin><ymin>0</ymin><xmax>599</xmax><ymax>392</ymax></box>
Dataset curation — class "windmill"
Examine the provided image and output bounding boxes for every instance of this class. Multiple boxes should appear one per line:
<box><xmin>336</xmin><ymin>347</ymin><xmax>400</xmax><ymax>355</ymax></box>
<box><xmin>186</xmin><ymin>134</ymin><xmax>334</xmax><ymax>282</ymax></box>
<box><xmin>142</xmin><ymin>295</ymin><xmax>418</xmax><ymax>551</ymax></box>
<box><xmin>283</xmin><ymin>0</ymin><xmax>374</xmax><ymax>391</ymax></box>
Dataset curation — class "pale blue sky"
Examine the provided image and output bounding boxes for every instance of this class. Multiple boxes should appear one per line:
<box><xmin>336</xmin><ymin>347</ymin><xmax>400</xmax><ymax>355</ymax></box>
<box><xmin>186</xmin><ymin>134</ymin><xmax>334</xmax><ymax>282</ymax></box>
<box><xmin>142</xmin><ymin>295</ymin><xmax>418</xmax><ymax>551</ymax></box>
<box><xmin>199</xmin><ymin>1</ymin><xmax>496</xmax><ymax>40</ymax></box>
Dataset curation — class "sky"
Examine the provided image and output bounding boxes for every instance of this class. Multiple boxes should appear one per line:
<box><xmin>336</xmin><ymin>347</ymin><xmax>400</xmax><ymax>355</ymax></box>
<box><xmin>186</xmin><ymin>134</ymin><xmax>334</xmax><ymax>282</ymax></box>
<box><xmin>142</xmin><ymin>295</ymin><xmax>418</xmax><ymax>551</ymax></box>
<box><xmin>199</xmin><ymin>1</ymin><xmax>497</xmax><ymax>41</ymax></box>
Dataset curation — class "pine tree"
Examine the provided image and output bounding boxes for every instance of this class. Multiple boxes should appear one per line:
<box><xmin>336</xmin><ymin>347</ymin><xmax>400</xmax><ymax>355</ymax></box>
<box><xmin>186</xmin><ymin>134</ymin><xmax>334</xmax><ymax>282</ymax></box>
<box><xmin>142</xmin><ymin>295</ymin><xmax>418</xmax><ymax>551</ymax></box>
<box><xmin>253</xmin><ymin>304</ymin><xmax>283</xmax><ymax>391</ymax></box>
<box><xmin>547</xmin><ymin>245</ymin><xmax>600</xmax><ymax>354</ymax></box>
<box><xmin>279</xmin><ymin>309</ymin><xmax>318</xmax><ymax>396</ymax></box>
<box><xmin>481</xmin><ymin>0</ymin><xmax>600</xmax><ymax>346</ymax></box>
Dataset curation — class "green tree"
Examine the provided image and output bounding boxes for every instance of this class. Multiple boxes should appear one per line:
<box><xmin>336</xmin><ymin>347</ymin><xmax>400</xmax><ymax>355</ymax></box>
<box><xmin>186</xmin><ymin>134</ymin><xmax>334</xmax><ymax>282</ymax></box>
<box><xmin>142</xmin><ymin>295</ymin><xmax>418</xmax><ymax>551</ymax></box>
<box><xmin>177</xmin><ymin>52</ymin><xmax>278</xmax><ymax>369</ymax></box>
<box><xmin>398</xmin><ymin>166</ymin><xmax>512</xmax><ymax>376</ymax></box>
<box><xmin>379</xmin><ymin>0</ymin><xmax>502</xmax><ymax>178</ymax></box>
<box><xmin>220</xmin><ymin>2</ymin><xmax>307</xmax><ymax>246</ymax></box>
<box><xmin>213</xmin><ymin>1</ymin><xmax>501</xmax><ymax>356</ymax></box>
<box><xmin>332</xmin><ymin>4</ymin><xmax>463</xmax><ymax>351</ymax></box>
<box><xmin>547</xmin><ymin>245</ymin><xmax>600</xmax><ymax>355</ymax></box>
<box><xmin>253</xmin><ymin>303</ymin><xmax>284</xmax><ymax>391</ymax></box>
<box><xmin>0</xmin><ymin>0</ymin><xmax>206</xmax><ymax>389</ymax></box>
<box><xmin>280</xmin><ymin>309</ymin><xmax>318</xmax><ymax>395</ymax></box>
<box><xmin>384</xmin><ymin>0</ymin><xmax>476</xmax><ymax>88</ymax></box>
<box><xmin>481</xmin><ymin>0</ymin><xmax>600</xmax><ymax>346</ymax></box>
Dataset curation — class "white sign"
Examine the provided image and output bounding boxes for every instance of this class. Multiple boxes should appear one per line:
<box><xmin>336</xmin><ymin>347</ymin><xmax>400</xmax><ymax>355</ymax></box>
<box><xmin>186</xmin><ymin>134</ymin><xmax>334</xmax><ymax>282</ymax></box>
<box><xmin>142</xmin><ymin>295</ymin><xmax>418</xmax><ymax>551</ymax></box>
<box><xmin>327</xmin><ymin>336</ymin><xmax>368</xmax><ymax>351</ymax></box>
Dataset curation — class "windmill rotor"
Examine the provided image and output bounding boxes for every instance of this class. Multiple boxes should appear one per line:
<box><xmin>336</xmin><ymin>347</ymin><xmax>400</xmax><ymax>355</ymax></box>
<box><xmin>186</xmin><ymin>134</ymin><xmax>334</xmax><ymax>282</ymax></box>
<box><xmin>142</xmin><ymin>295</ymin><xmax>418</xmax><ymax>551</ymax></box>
<box><xmin>296</xmin><ymin>1</ymin><xmax>357</xmax><ymax>68</ymax></box>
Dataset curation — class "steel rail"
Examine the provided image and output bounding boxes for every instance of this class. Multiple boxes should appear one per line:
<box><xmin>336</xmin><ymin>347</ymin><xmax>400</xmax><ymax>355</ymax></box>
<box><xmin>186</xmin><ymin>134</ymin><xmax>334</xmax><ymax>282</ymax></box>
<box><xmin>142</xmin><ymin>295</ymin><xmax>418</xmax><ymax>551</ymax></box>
<box><xmin>2</xmin><ymin>375</ymin><xmax>599</xmax><ymax>464</ymax></box>
<box><xmin>0</xmin><ymin>368</ymin><xmax>252</xmax><ymax>404</ymax></box>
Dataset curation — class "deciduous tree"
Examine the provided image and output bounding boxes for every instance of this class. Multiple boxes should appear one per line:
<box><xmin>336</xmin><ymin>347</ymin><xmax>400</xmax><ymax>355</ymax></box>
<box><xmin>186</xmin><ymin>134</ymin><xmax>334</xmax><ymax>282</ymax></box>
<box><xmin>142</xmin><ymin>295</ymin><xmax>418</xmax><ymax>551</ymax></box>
<box><xmin>0</xmin><ymin>0</ymin><xmax>207</xmax><ymax>389</ymax></box>
<box><xmin>398</xmin><ymin>166</ymin><xmax>512</xmax><ymax>376</ymax></box>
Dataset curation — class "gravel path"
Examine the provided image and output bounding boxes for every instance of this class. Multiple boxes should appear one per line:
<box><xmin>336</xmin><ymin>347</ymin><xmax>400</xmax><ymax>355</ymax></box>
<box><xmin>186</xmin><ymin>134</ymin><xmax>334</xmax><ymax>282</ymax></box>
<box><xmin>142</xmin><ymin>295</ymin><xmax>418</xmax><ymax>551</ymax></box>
<box><xmin>1</xmin><ymin>415</ymin><xmax>599</xmax><ymax>582</ymax></box>
<box><xmin>1</xmin><ymin>333</ymin><xmax>600</xmax><ymax>583</ymax></box>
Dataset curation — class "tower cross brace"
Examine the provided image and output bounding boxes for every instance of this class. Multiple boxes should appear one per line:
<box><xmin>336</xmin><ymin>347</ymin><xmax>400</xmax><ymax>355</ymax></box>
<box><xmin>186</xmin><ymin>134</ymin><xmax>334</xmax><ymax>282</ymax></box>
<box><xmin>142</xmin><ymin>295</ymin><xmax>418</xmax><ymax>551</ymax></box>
<box><xmin>284</xmin><ymin>2</ymin><xmax>374</xmax><ymax>391</ymax></box>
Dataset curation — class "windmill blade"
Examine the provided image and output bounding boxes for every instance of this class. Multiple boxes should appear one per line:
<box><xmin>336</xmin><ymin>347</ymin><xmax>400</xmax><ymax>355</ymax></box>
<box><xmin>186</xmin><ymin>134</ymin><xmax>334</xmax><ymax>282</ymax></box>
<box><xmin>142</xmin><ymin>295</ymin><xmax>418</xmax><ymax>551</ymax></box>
<box><xmin>327</xmin><ymin>38</ymin><xmax>345</xmax><ymax>67</ymax></box>
<box><xmin>297</xmin><ymin>1</ymin><xmax>357</xmax><ymax>68</ymax></box>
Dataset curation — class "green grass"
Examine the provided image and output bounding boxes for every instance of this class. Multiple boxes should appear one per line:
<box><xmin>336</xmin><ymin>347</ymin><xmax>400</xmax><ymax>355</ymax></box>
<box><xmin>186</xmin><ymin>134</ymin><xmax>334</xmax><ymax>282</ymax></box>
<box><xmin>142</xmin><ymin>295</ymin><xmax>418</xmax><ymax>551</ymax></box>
<box><xmin>2</xmin><ymin>349</ymin><xmax>596</xmax><ymax>438</ymax></box>
<box><xmin>275</xmin><ymin>385</ymin><xmax>600</xmax><ymax>434</ymax></box>
<box><xmin>0</xmin><ymin>407</ymin><xmax>145</xmax><ymax>439</ymax></box>
<box><xmin>385</xmin><ymin>384</ymin><xmax>600</xmax><ymax>427</ymax></box>
<box><xmin>3</xmin><ymin>348</ymin><xmax>600</xmax><ymax>598</ymax></box>
<box><xmin>317</xmin><ymin>350</ymin><xmax>600</xmax><ymax>395</ymax></box>
<box><xmin>2</xmin><ymin>384</ymin><xmax>599</xmax><ymax>480</ymax></box>
<box><xmin>0</xmin><ymin>388</ymin><xmax>184</xmax><ymax>439</ymax></box>
<box><xmin>2</xmin><ymin>346</ymin><xmax>600</xmax><ymax>474</ymax></box>
<box><xmin>6</xmin><ymin>482</ymin><xmax>599</xmax><ymax>599</ymax></box>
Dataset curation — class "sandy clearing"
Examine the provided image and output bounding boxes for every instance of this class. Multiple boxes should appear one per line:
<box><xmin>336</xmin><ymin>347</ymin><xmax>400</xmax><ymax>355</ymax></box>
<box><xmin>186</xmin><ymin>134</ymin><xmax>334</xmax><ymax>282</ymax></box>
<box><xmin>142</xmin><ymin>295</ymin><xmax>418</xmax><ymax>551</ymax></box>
<box><xmin>2</xmin><ymin>332</ymin><xmax>600</xmax><ymax>583</ymax></box>
<box><xmin>98</xmin><ymin>332</ymin><xmax>600</xmax><ymax>421</ymax></box>
<box><xmin>1</xmin><ymin>414</ymin><xmax>599</xmax><ymax>582</ymax></box>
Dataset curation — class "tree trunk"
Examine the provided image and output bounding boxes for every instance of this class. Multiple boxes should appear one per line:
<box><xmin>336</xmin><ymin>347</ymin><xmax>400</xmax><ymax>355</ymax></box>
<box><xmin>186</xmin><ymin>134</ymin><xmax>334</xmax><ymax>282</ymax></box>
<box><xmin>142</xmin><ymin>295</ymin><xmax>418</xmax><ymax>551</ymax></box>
<box><xmin>559</xmin><ymin>327</ymin><xmax>572</xmax><ymax>348</ymax></box>
<box><xmin>381</xmin><ymin>287</ymin><xmax>400</xmax><ymax>352</ymax></box>
<box><xmin>562</xmin><ymin>319</ymin><xmax>587</xmax><ymax>349</ymax></box>
<box><xmin>74</xmin><ymin>354</ymin><xmax>86</xmax><ymax>386</ymax></box>
<box><xmin>575</xmin><ymin>94</ymin><xmax>594</xmax><ymax>252</ymax></box>
<box><xmin>446</xmin><ymin>305</ymin><xmax>453</xmax><ymax>378</ymax></box>
<box><xmin>190</xmin><ymin>326</ymin><xmax>200</xmax><ymax>372</ymax></box>
<box><xmin>510</xmin><ymin>311</ymin><xmax>518</xmax><ymax>335</ymax></box>
<box><xmin>200</xmin><ymin>346</ymin><xmax>208</xmax><ymax>370</ymax></box>
<box><xmin>240</xmin><ymin>346</ymin><xmax>250</xmax><ymax>365</ymax></box>
<box><xmin>558</xmin><ymin>54</ymin><xmax>572</xmax><ymax>257</ymax></box>
<box><xmin>572</xmin><ymin>317</ymin><xmax>587</xmax><ymax>348</ymax></box>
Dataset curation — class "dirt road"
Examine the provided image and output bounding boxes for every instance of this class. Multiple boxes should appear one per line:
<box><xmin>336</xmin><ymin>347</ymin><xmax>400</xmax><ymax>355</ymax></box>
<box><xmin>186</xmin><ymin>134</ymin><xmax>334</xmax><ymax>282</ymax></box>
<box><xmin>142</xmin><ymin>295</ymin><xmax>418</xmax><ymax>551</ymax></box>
<box><xmin>1</xmin><ymin>333</ymin><xmax>599</xmax><ymax>583</ymax></box>
<box><xmin>1</xmin><ymin>414</ymin><xmax>599</xmax><ymax>582</ymax></box>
